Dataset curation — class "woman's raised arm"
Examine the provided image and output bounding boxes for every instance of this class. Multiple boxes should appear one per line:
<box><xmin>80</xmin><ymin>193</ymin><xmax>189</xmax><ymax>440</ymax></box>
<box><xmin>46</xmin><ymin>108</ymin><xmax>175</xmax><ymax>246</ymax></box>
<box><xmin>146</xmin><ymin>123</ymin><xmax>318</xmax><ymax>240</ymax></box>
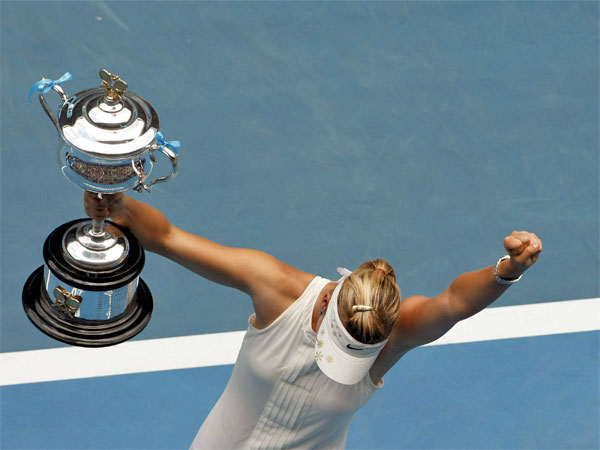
<box><xmin>371</xmin><ymin>231</ymin><xmax>542</xmax><ymax>381</ymax></box>
<box><xmin>83</xmin><ymin>192</ymin><xmax>314</xmax><ymax>327</ymax></box>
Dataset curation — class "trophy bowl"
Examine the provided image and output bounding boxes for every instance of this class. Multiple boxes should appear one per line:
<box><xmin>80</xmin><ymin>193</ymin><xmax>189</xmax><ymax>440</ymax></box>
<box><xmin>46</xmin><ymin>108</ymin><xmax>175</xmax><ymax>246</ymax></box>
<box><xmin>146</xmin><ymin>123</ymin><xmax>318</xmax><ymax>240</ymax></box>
<box><xmin>23</xmin><ymin>69</ymin><xmax>180</xmax><ymax>347</ymax></box>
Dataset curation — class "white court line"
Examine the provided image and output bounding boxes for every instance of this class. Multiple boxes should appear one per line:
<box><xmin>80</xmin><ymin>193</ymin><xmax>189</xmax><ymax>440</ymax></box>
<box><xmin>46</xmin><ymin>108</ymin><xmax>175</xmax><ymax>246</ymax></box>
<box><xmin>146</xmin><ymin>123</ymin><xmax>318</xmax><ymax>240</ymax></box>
<box><xmin>1</xmin><ymin>298</ymin><xmax>598</xmax><ymax>386</ymax></box>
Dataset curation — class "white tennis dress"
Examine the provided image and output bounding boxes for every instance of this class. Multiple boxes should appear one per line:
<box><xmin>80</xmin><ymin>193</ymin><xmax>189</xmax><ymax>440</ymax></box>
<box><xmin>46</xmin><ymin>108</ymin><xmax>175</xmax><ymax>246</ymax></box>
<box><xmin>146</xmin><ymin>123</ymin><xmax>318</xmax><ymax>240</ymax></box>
<box><xmin>190</xmin><ymin>276</ymin><xmax>382</xmax><ymax>449</ymax></box>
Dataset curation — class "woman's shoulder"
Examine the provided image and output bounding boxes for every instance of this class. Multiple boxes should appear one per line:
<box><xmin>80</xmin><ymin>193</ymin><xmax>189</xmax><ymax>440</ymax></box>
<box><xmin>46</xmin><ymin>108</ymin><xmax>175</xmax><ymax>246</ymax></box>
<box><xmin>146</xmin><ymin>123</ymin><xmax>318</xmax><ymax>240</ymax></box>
<box><xmin>251</xmin><ymin>264</ymin><xmax>316</xmax><ymax>329</ymax></box>
<box><xmin>286</xmin><ymin>266</ymin><xmax>319</xmax><ymax>298</ymax></box>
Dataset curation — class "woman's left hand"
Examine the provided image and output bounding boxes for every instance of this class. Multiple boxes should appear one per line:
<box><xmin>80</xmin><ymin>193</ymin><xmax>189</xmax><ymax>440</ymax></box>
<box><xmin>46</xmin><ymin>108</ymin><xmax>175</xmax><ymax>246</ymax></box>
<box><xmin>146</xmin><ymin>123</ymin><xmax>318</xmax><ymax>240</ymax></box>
<box><xmin>501</xmin><ymin>230</ymin><xmax>543</xmax><ymax>278</ymax></box>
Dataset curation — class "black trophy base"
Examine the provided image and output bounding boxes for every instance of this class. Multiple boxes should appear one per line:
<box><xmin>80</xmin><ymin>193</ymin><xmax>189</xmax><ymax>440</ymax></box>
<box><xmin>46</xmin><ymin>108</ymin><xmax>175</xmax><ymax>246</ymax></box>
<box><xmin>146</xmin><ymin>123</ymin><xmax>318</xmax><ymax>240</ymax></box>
<box><xmin>23</xmin><ymin>266</ymin><xmax>153</xmax><ymax>347</ymax></box>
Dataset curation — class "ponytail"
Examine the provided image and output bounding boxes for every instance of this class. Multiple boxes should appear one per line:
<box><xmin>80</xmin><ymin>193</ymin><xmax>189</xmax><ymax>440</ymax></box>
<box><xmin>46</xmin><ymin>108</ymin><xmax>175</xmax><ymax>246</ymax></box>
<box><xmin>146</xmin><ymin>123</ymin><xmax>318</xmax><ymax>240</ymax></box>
<box><xmin>338</xmin><ymin>259</ymin><xmax>401</xmax><ymax>344</ymax></box>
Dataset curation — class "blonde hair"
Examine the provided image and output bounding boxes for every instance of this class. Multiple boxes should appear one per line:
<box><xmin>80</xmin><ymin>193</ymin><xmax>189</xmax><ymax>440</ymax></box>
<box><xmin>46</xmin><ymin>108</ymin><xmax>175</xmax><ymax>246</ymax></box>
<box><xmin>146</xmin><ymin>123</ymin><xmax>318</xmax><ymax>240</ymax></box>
<box><xmin>337</xmin><ymin>259</ymin><xmax>402</xmax><ymax>345</ymax></box>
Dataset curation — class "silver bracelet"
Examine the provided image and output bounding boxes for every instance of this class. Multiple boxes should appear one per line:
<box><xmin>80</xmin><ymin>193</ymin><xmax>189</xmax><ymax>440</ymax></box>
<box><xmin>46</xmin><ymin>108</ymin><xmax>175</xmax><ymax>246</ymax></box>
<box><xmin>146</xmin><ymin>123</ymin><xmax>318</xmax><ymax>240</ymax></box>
<box><xmin>494</xmin><ymin>255</ymin><xmax>522</xmax><ymax>285</ymax></box>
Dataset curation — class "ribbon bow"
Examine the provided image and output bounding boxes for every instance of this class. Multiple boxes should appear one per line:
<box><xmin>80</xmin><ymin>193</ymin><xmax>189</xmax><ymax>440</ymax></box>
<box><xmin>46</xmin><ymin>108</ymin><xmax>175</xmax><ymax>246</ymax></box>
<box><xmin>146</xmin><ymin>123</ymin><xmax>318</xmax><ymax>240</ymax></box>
<box><xmin>28</xmin><ymin>72</ymin><xmax>73</xmax><ymax>103</ymax></box>
<box><xmin>155</xmin><ymin>131</ymin><xmax>181</xmax><ymax>154</ymax></box>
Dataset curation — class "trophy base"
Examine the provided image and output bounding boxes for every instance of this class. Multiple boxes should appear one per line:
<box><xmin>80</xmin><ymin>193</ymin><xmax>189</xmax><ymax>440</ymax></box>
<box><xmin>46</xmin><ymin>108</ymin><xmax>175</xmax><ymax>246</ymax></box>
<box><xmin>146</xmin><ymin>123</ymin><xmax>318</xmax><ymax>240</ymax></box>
<box><xmin>23</xmin><ymin>266</ymin><xmax>153</xmax><ymax>347</ymax></box>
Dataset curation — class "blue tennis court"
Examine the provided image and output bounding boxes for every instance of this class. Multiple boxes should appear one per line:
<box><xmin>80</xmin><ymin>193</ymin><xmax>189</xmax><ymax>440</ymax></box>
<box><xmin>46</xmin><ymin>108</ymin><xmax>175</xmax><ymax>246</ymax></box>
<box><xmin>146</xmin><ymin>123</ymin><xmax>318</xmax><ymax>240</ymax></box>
<box><xmin>1</xmin><ymin>1</ymin><xmax>598</xmax><ymax>449</ymax></box>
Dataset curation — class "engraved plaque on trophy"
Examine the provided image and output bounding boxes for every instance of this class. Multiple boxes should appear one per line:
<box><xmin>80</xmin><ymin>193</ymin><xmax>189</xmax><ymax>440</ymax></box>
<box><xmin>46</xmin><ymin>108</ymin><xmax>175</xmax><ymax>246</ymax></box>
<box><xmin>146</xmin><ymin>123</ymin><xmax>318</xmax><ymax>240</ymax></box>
<box><xmin>23</xmin><ymin>69</ymin><xmax>180</xmax><ymax>347</ymax></box>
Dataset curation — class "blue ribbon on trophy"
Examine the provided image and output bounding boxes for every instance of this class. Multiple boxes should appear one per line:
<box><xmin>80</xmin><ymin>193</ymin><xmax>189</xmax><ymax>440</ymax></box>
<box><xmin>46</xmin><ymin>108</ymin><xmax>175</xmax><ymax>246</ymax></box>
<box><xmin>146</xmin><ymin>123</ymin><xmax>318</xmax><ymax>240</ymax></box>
<box><xmin>28</xmin><ymin>72</ymin><xmax>73</xmax><ymax>103</ymax></box>
<box><xmin>155</xmin><ymin>131</ymin><xmax>181</xmax><ymax>155</ymax></box>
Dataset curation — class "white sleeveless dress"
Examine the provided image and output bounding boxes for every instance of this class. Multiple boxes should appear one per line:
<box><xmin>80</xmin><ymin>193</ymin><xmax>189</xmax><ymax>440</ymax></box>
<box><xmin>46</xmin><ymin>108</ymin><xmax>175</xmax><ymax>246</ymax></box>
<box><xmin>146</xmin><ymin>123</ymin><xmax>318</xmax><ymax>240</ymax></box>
<box><xmin>190</xmin><ymin>276</ymin><xmax>382</xmax><ymax>449</ymax></box>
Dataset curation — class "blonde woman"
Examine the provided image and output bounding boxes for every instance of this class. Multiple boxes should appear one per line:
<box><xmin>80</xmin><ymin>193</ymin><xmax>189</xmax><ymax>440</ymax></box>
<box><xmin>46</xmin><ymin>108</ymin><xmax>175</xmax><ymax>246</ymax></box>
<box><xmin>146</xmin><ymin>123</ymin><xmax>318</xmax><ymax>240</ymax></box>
<box><xmin>84</xmin><ymin>192</ymin><xmax>542</xmax><ymax>449</ymax></box>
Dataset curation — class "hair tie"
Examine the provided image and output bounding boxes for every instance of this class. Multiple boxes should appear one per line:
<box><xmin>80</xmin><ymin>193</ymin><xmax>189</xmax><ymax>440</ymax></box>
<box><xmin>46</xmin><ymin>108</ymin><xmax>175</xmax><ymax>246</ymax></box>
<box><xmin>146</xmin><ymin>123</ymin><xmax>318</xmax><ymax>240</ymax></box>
<box><xmin>352</xmin><ymin>305</ymin><xmax>373</xmax><ymax>313</ymax></box>
<box><xmin>374</xmin><ymin>268</ymin><xmax>387</xmax><ymax>276</ymax></box>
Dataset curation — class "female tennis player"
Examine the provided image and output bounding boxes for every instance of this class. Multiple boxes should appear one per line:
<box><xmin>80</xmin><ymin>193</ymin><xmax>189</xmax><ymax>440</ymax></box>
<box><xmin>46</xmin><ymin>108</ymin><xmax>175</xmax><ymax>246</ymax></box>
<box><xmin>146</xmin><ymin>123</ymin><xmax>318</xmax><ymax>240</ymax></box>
<box><xmin>84</xmin><ymin>191</ymin><xmax>542</xmax><ymax>449</ymax></box>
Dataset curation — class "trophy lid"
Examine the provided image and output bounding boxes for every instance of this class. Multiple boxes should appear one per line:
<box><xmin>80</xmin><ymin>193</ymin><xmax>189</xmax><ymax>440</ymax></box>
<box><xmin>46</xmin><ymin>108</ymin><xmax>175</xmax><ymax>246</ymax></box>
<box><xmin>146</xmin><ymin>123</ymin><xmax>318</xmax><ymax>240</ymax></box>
<box><xmin>57</xmin><ymin>69</ymin><xmax>160</xmax><ymax>159</ymax></box>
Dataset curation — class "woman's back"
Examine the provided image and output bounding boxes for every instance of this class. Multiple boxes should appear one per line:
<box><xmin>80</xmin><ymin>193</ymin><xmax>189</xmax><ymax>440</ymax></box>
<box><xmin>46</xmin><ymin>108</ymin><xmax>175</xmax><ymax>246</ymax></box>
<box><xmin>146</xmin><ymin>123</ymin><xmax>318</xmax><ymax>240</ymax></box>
<box><xmin>190</xmin><ymin>276</ymin><xmax>381</xmax><ymax>449</ymax></box>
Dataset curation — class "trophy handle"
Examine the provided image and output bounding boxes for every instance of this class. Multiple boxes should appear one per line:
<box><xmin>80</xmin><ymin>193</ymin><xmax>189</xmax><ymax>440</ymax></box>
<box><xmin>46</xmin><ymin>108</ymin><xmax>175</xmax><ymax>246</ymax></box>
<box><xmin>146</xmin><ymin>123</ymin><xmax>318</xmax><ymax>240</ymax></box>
<box><xmin>39</xmin><ymin>83</ymin><xmax>68</xmax><ymax>132</ymax></box>
<box><xmin>134</xmin><ymin>143</ymin><xmax>179</xmax><ymax>193</ymax></box>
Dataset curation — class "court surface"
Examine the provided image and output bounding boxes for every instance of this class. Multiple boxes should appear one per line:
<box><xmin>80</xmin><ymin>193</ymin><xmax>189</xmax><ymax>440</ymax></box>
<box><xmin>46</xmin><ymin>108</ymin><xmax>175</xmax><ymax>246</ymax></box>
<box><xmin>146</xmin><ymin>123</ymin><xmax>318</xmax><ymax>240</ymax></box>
<box><xmin>1</xmin><ymin>1</ymin><xmax>598</xmax><ymax>449</ymax></box>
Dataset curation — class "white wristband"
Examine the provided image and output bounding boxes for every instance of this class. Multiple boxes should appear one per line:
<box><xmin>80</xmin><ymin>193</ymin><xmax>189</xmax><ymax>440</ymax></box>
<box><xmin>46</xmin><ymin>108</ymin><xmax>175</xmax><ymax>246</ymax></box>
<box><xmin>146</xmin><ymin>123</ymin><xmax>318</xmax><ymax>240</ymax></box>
<box><xmin>494</xmin><ymin>255</ymin><xmax>522</xmax><ymax>285</ymax></box>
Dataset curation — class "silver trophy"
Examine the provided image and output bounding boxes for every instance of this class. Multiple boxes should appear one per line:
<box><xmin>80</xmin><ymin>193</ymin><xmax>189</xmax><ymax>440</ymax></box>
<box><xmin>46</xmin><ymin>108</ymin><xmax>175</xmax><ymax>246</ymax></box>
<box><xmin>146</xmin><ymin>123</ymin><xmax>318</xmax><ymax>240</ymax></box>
<box><xmin>23</xmin><ymin>69</ymin><xmax>180</xmax><ymax>347</ymax></box>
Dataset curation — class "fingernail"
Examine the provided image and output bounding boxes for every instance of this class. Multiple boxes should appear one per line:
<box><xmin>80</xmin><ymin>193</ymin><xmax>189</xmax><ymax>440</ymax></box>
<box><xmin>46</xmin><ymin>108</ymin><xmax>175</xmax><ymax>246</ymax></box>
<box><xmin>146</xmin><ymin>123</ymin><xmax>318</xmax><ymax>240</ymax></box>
<box><xmin>533</xmin><ymin>243</ymin><xmax>540</xmax><ymax>249</ymax></box>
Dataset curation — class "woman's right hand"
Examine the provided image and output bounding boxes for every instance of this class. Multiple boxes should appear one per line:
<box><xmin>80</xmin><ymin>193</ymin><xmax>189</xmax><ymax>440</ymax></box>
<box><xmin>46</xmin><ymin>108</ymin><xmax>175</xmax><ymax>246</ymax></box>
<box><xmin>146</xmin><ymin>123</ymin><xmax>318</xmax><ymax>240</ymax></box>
<box><xmin>83</xmin><ymin>191</ymin><xmax>125</xmax><ymax>222</ymax></box>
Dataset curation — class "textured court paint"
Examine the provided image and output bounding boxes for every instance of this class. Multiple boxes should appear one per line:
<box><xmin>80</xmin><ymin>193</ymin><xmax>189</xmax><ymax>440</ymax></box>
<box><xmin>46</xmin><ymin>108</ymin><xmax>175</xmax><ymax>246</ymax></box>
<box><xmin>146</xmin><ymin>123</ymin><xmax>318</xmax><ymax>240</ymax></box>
<box><xmin>0</xmin><ymin>365</ymin><xmax>235</xmax><ymax>450</ymax></box>
<box><xmin>1</xmin><ymin>332</ymin><xmax>597</xmax><ymax>449</ymax></box>
<box><xmin>1</xmin><ymin>298</ymin><xmax>598</xmax><ymax>386</ymax></box>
